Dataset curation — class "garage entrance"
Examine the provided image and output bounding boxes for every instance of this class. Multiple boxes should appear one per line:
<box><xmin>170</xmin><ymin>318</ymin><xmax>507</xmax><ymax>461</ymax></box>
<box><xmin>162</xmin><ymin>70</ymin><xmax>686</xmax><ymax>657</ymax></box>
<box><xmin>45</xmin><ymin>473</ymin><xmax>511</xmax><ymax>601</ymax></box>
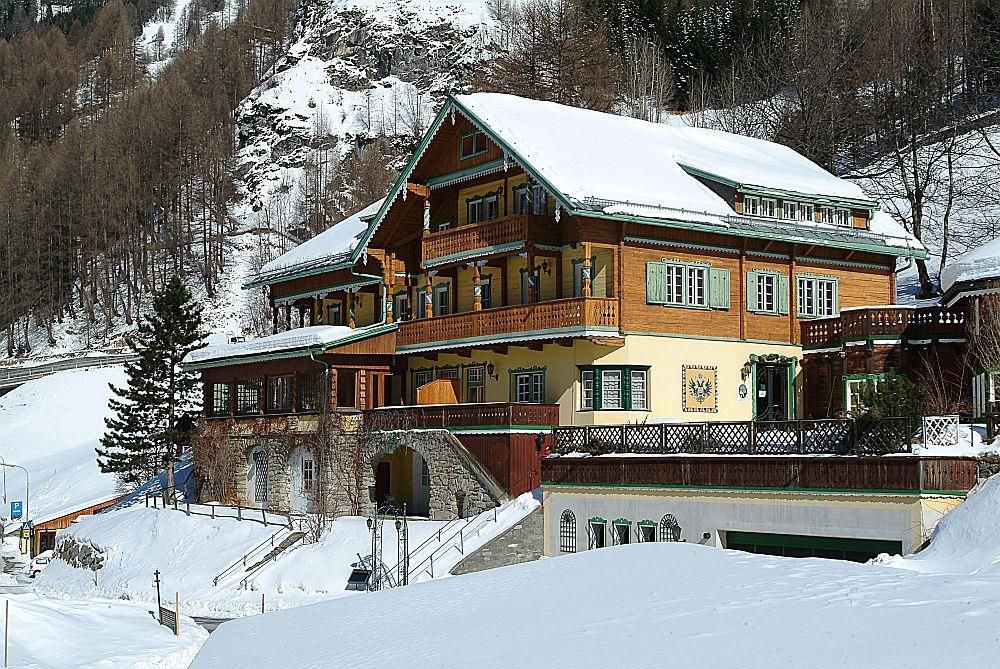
<box><xmin>725</xmin><ymin>531</ymin><xmax>902</xmax><ymax>563</ymax></box>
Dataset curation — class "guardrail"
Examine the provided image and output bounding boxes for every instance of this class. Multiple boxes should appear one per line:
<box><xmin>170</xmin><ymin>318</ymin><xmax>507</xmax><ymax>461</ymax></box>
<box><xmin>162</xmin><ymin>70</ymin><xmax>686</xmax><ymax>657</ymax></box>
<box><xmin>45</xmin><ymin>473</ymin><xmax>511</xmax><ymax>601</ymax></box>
<box><xmin>144</xmin><ymin>494</ymin><xmax>294</xmax><ymax>528</ymax></box>
<box><xmin>552</xmin><ymin>418</ymin><xmax>918</xmax><ymax>456</ymax></box>
<box><xmin>0</xmin><ymin>353</ymin><xmax>136</xmax><ymax>388</ymax></box>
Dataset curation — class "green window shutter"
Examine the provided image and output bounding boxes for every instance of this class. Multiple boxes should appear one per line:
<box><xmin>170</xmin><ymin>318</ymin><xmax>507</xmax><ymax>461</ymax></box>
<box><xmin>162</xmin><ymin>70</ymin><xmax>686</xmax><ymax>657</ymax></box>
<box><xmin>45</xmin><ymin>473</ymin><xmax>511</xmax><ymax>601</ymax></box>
<box><xmin>746</xmin><ymin>271</ymin><xmax>759</xmax><ymax>312</ymax></box>
<box><xmin>593</xmin><ymin>369</ymin><xmax>602</xmax><ymax>410</ymax></box>
<box><xmin>778</xmin><ymin>274</ymin><xmax>790</xmax><ymax>315</ymax></box>
<box><xmin>646</xmin><ymin>262</ymin><xmax>667</xmax><ymax>304</ymax></box>
<box><xmin>709</xmin><ymin>268</ymin><xmax>730</xmax><ymax>310</ymax></box>
<box><xmin>623</xmin><ymin>368</ymin><xmax>632</xmax><ymax>409</ymax></box>
<box><xmin>832</xmin><ymin>277</ymin><xmax>840</xmax><ymax>314</ymax></box>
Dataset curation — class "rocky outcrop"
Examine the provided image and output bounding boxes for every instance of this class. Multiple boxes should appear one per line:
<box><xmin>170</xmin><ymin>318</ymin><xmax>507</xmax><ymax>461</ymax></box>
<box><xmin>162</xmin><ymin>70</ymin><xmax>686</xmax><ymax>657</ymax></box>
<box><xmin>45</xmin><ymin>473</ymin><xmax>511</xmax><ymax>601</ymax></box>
<box><xmin>56</xmin><ymin>535</ymin><xmax>106</xmax><ymax>571</ymax></box>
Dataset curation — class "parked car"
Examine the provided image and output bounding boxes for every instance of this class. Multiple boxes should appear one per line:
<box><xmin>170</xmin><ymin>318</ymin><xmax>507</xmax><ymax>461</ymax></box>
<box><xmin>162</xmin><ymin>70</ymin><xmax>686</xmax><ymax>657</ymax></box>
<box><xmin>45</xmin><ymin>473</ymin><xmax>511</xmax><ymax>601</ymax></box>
<box><xmin>30</xmin><ymin>550</ymin><xmax>53</xmax><ymax>578</ymax></box>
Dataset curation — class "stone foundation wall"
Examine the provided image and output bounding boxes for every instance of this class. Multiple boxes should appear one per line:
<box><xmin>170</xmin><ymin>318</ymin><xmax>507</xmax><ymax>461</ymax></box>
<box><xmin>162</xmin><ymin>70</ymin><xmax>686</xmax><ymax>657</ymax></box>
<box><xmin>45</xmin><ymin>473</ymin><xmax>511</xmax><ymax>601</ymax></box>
<box><xmin>55</xmin><ymin>535</ymin><xmax>106</xmax><ymax>571</ymax></box>
<box><xmin>451</xmin><ymin>506</ymin><xmax>544</xmax><ymax>575</ymax></box>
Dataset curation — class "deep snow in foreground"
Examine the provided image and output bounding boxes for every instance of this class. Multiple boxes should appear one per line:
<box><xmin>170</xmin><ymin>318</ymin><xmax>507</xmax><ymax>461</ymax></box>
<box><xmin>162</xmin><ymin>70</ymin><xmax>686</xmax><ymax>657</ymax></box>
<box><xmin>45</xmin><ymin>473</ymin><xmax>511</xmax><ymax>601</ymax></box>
<box><xmin>38</xmin><ymin>493</ymin><xmax>540</xmax><ymax>617</ymax></box>
<box><xmin>1</xmin><ymin>593</ymin><xmax>206</xmax><ymax>669</ymax></box>
<box><xmin>190</xmin><ymin>540</ymin><xmax>1000</xmax><ymax>669</ymax></box>
<box><xmin>0</xmin><ymin>366</ymin><xmax>124</xmax><ymax>531</ymax></box>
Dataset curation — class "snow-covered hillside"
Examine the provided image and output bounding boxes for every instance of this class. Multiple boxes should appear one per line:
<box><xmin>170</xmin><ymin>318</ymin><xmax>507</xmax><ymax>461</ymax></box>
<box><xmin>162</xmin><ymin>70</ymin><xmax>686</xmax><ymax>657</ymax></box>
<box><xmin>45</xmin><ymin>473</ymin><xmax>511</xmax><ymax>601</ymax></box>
<box><xmin>0</xmin><ymin>593</ymin><xmax>206</xmax><ymax>669</ymax></box>
<box><xmin>0</xmin><ymin>367</ymin><xmax>125</xmax><ymax>531</ymax></box>
<box><xmin>37</xmin><ymin>492</ymin><xmax>539</xmax><ymax>617</ymax></box>
<box><xmin>189</xmin><ymin>537</ymin><xmax>1000</xmax><ymax>668</ymax></box>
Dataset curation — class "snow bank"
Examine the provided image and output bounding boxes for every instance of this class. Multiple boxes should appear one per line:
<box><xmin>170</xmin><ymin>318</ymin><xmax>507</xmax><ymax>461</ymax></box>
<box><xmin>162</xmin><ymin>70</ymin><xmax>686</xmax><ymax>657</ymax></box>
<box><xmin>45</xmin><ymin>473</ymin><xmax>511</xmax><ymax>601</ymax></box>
<box><xmin>38</xmin><ymin>493</ymin><xmax>540</xmax><ymax>617</ymax></box>
<box><xmin>1</xmin><ymin>592</ymin><xmax>206</xmax><ymax>669</ymax></box>
<box><xmin>0</xmin><ymin>366</ymin><xmax>124</xmax><ymax>531</ymax></box>
<box><xmin>190</xmin><ymin>541</ymin><xmax>1000</xmax><ymax>668</ymax></box>
<box><xmin>881</xmin><ymin>473</ymin><xmax>1000</xmax><ymax>575</ymax></box>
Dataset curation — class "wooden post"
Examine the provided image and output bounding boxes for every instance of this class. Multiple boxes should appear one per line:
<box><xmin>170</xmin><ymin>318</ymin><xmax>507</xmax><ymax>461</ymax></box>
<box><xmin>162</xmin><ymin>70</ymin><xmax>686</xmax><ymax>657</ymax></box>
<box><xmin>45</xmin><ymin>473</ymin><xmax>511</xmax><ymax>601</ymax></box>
<box><xmin>739</xmin><ymin>242</ymin><xmax>747</xmax><ymax>341</ymax></box>
<box><xmin>424</xmin><ymin>273</ymin><xmax>434</xmax><ymax>319</ymax></box>
<box><xmin>347</xmin><ymin>291</ymin><xmax>356</xmax><ymax>329</ymax></box>
<box><xmin>582</xmin><ymin>242</ymin><xmax>592</xmax><ymax>298</ymax></box>
<box><xmin>385</xmin><ymin>253</ymin><xmax>395</xmax><ymax>325</ymax></box>
<box><xmin>555</xmin><ymin>251</ymin><xmax>563</xmax><ymax>299</ymax></box>
<box><xmin>789</xmin><ymin>244</ymin><xmax>797</xmax><ymax>344</ymax></box>
<box><xmin>261</xmin><ymin>593</ymin><xmax>265</xmax><ymax>614</ymax></box>
<box><xmin>527</xmin><ymin>244</ymin><xmax>537</xmax><ymax>304</ymax></box>
<box><xmin>284</xmin><ymin>305</ymin><xmax>292</xmax><ymax>330</ymax></box>
<box><xmin>174</xmin><ymin>592</ymin><xmax>180</xmax><ymax>636</ymax></box>
<box><xmin>272</xmin><ymin>306</ymin><xmax>278</xmax><ymax>333</ymax></box>
<box><xmin>5</xmin><ymin>599</ymin><xmax>9</xmax><ymax>668</ymax></box>
<box><xmin>473</xmin><ymin>264</ymin><xmax>482</xmax><ymax>311</ymax></box>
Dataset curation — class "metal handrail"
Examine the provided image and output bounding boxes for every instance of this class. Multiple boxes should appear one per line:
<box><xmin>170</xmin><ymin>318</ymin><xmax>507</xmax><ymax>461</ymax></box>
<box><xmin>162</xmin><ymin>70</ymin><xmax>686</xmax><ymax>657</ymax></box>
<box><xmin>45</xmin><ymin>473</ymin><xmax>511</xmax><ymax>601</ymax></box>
<box><xmin>237</xmin><ymin>528</ymin><xmax>307</xmax><ymax>590</ymax></box>
<box><xmin>214</xmin><ymin>524</ymin><xmax>295</xmax><ymax>586</ymax></box>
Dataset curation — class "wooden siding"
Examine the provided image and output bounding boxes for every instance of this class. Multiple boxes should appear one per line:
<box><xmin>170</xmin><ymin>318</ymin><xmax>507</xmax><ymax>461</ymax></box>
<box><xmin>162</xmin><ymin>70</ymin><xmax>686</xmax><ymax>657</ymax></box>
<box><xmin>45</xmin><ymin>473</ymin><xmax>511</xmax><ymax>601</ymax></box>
<box><xmin>36</xmin><ymin>497</ymin><xmax>124</xmax><ymax>531</ymax></box>
<box><xmin>460</xmin><ymin>433</ymin><xmax>548</xmax><ymax>497</ymax></box>
<box><xmin>416</xmin><ymin>379</ymin><xmax>460</xmax><ymax>404</ymax></box>
<box><xmin>542</xmin><ymin>456</ymin><xmax>977</xmax><ymax>492</ymax></box>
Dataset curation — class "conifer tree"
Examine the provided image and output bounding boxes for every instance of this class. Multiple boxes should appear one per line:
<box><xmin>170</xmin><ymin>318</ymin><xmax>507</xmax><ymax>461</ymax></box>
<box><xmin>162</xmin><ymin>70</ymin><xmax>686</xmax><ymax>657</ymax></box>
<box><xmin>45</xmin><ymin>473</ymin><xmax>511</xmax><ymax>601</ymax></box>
<box><xmin>97</xmin><ymin>276</ymin><xmax>205</xmax><ymax>491</ymax></box>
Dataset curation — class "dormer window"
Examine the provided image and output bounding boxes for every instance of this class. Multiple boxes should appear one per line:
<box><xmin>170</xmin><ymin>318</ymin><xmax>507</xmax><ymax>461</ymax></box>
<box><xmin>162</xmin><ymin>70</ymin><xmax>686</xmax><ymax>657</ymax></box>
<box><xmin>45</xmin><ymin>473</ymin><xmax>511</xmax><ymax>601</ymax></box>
<box><xmin>743</xmin><ymin>195</ymin><xmax>760</xmax><ymax>217</ymax></box>
<box><xmin>460</xmin><ymin>130</ymin><xmax>488</xmax><ymax>160</ymax></box>
<box><xmin>781</xmin><ymin>201</ymin><xmax>814</xmax><ymax>222</ymax></box>
<box><xmin>743</xmin><ymin>195</ymin><xmax>777</xmax><ymax>218</ymax></box>
<box><xmin>820</xmin><ymin>207</ymin><xmax>852</xmax><ymax>227</ymax></box>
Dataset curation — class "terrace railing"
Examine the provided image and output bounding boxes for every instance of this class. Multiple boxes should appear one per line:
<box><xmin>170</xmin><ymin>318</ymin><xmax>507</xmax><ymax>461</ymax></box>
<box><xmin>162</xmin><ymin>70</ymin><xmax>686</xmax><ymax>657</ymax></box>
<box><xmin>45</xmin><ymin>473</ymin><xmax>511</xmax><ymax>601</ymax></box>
<box><xmin>552</xmin><ymin>418</ymin><xmax>918</xmax><ymax>456</ymax></box>
<box><xmin>366</xmin><ymin>402</ymin><xmax>560</xmax><ymax>430</ymax></box>
<box><xmin>801</xmin><ymin>306</ymin><xmax>966</xmax><ymax>349</ymax></box>
<box><xmin>421</xmin><ymin>214</ymin><xmax>559</xmax><ymax>264</ymax></box>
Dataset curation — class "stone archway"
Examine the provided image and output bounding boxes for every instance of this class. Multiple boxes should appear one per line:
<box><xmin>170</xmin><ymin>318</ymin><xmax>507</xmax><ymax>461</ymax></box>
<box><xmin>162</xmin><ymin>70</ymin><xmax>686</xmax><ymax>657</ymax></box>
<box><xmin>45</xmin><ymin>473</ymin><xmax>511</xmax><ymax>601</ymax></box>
<box><xmin>370</xmin><ymin>446</ymin><xmax>430</xmax><ymax>516</ymax></box>
<box><xmin>246</xmin><ymin>444</ymin><xmax>269</xmax><ymax>509</ymax></box>
<box><xmin>367</xmin><ymin>430</ymin><xmax>506</xmax><ymax>520</ymax></box>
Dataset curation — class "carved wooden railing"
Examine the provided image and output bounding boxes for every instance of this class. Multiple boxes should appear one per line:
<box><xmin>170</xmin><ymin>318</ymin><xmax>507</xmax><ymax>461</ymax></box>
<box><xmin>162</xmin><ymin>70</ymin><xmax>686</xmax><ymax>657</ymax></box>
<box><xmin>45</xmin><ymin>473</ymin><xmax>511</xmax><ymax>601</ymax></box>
<box><xmin>421</xmin><ymin>214</ymin><xmax>560</xmax><ymax>263</ymax></box>
<box><xmin>367</xmin><ymin>402</ymin><xmax>560</xmax><ymax>429</ymax></box>
<box><xmin>801</xmin><ymin>306</ymin><xmax>966</xmax><ymax>349</ymax></box>
<box><xmin>397</xmin><ymin>297</ymin><xmax>619</xmax><ymax>347</ymax></box>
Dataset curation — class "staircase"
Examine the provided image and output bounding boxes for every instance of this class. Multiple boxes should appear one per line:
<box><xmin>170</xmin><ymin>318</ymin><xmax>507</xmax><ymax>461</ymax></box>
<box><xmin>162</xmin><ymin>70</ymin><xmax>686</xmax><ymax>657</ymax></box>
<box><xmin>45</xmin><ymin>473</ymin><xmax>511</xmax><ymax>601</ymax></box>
<box><xmin>213</xmin><ymin>521</ymin><xmax>308</xmax><ymax>589</ymax></box>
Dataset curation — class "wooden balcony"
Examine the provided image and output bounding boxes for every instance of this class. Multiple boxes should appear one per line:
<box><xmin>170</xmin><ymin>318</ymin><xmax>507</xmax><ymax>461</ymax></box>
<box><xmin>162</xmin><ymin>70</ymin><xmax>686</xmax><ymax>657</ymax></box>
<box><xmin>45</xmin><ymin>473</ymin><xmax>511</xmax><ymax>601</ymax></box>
<box><xmin>421</xmin><ymin>214</ymin><xmax>560</xmax><ymax>265</ymax></box>
<box><xmin>801</xmin><ymin>306</ymin><xmax>967</xmax><ymax>349</ymax></box>
<box><xmin>366</xmin><ymin>402</ymin><xmax>560</xmax><ymax>430</ymax></box>
<box><xmin>396</xmin><ymin>297</ymin><xmax>620</xmax><ymax>348</ymax></box>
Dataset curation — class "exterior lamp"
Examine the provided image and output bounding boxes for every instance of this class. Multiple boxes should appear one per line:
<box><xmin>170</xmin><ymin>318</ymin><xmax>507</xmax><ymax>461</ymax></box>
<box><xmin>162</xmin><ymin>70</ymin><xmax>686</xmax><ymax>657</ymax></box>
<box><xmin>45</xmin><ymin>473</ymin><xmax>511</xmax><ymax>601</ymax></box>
<box><xmin>486</xmin><ymin>362</ymin><xmax>497</xmax><ymax>380</ymax></box>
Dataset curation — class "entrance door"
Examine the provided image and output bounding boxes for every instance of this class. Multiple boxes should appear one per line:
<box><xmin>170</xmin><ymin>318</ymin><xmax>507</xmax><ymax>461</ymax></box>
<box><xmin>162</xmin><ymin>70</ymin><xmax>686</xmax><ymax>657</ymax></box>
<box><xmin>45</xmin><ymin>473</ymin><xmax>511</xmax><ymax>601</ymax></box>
<box><xmin>374</xmin><ymin>461</ymin><xmax>391</xmax><ymax>504</ymax></box>
<box><xmin>755</xmin><ymin>364</ymin><xmax>789</xmax><ymax>420</ymax></box>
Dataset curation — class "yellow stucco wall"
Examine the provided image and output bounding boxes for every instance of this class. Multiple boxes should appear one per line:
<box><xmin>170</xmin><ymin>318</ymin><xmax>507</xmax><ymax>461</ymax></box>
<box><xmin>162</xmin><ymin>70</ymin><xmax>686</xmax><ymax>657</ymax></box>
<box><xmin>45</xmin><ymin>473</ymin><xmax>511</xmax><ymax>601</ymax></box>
<box><xmin>406</xmin><ymin>334</ymin><xmax>802</xmax><ymax>423</ymax></box>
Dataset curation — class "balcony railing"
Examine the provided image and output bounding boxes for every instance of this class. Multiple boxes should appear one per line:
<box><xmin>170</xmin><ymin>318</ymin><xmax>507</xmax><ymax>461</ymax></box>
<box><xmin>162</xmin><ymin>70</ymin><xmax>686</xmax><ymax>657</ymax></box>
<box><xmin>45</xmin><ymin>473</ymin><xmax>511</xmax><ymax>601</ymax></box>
<box><xmin>421</xmin><ymin>214</ymin><xmax>560</xmax><ymax>264</ymax></box>
<box><xmin>396</xmin><ymin>297</ymin><xmax>620</xmax><ymax>348</ymax></box>
<box><xmin>365</xmin><ymin>402</ymin><xmax>560</xmax><ymax>429</ymax></box>
<box><xmin>801</xmin><ymin>306</ymin><xmax>966</xmax><ymax>349</ymax></box>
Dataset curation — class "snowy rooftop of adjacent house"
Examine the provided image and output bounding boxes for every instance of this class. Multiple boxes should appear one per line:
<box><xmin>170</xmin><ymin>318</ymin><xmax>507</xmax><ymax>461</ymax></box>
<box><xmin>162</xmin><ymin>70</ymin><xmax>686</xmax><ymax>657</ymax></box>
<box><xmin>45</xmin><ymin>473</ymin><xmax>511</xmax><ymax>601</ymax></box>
<box><xmin>248</xmin><ymin>199</ymin><xmax>383</xmax><ymax>286</ymax></box>
<box><xmin>183</xmin><ymin>323</ymin><xmax>392</xmax><ymax>366</ymax></box>
<box><xmin>941</xmin><ymin>236</ymin><xmax>1000</xmax><ymax>294</ymax></box>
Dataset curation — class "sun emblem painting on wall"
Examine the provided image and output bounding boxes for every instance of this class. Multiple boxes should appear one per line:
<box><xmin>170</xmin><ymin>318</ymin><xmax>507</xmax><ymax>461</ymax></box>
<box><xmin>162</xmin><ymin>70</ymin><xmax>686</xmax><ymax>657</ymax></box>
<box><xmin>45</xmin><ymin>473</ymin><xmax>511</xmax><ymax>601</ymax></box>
<box><xmin>682</xmin><ymin>365</ymin><xmax>718</xmax><ymax>413</ymax></box>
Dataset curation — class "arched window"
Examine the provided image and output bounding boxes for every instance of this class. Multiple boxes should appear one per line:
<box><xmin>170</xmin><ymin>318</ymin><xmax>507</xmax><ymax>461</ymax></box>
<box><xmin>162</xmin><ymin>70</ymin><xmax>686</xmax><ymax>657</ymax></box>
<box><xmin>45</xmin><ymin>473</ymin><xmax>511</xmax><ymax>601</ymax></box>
<box><xmin>659</xmin><ymin>514</ymin><xmax>681</xmax><ymax>542</ymax></box>
<box><xmin>559</xmin><ymin>510</ymin><xmax>576</xmax><ymax>553</ymax></box>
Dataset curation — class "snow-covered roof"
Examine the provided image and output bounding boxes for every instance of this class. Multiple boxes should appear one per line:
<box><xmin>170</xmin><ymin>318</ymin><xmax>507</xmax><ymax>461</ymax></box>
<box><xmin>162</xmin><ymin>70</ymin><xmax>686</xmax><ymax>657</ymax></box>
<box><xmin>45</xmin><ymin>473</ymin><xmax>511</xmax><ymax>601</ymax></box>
<box><xmin>356</xmin><ymin>94</ymin><xmax>924</xmax><ymax>259</ymax></box>
<box><xmin>246</xmin><ymin>199</ymin><xmax>383</xmax><ymax>288</ymax></box>
<box><xmin>941</xmin><ymin>237</ymin><xmax>1000</xmax><ymax>294</ymax></box>
<box><xmin>457</xmin><ymin>93</ymin><xmax>873</xmax><ymax>212</ymax></box>
<box><xmin>182</xmin><ymin>323</ymin><xmax>394</xmax><ymax>367</ymax></box>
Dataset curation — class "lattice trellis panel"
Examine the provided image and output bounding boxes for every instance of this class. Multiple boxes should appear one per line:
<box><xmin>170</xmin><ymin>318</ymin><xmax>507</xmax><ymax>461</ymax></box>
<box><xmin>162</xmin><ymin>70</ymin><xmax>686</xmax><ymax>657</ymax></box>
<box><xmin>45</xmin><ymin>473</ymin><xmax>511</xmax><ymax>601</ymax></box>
<box><xmin>705</xmin><ymin>422</ymin><xmax>750</xmax><ymax>454</ymax></box>
<box><xmin>624</xmin><ymin>425</ymin><xmax>661</xmax><ymax>453</ymax></box>
<box><xmin>923</xmin><ymin>415</ymin><xmax>960</xmax><ymax>448</ymax></box>
<box><xmin>552</xmin><ymin>428</ymin><xmax>585</xmax><ymax>454</ymax></box>
<box><xmin>753</xmin><ymin>421</ymin><xmax>799</xmax><ymax>454</ymax></box>
<box><xmin>588</xmin><ymin>426</ymin><xmax>625</xmax><ymax>451</ymax></box>
<box><xmin>661</xmin><ymin>424</ymin><xmax>706</xmax><ymax>454</ymax></box>
<box><xmin>856</xmin><ymin>418</ymin><xmax>914</xmax><ymax>454</ymax></box>
<box><xmin>802</xmin><ymin>420</ymin><xmax>853</xmax><ymax>454</ymax></box>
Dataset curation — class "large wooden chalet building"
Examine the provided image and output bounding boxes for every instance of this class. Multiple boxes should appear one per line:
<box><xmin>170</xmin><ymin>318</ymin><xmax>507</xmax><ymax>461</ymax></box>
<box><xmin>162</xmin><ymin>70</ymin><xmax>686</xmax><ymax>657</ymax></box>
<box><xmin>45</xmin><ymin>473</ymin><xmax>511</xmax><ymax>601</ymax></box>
<box><xmin>185</xmin><ymin>93</ymin><xmax>959</xmax><ymax>527</ymax></box>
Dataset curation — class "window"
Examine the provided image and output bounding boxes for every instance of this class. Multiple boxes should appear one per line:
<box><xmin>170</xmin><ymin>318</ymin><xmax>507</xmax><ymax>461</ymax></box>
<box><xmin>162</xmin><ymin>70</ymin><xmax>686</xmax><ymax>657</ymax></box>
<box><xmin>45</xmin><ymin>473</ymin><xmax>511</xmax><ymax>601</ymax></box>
<box><xmin>460</xmin><ymin>130</ymin><xmax>488</xmax><ymax>159</ymax></box>
<box><xmin>581</xmin><ymin>370</ymin><xmax>594</xmax><ymax>409</ymax></box>
<box><xmin>820</xmin><ymin>207</ymin><xmax>852</xmax><ymax>227</ymax></box>
<box><xmin>798</xmin><ymin>203</ymin><xmax>814</xmax><ymax>221</ymax></box>
<box><xmin>466</xmin><ymin>366</ymin><xmax>485</xmax><ymax>403</ymax></box>
<box><xmin>302</xmin><ymin>458</ymin><xmax>315</xmax><ymax>493</ymax></box>
<box><xmin>393</xmin><ymin>293</ymin><xmax>408</xmax><ymax>322</ymax></box>
<box><xmin>796</xmin><ymin>275</ymin><xmax>839</xmax><ymax>318</ymax></box>
<box><xmin>580</xmin><ymin>366</ymin><xmax>650</xmax><ymax>411</ymax></box>
<box><xmin>782</xmin><ymin>201</ymin><xmax>797</xmax><ymax>220</ymax></box>
<box><xmin>299</xmin><ymin>371</ymin><xmax>323</xmax><ymax>412</ymax></box>
<box><xmin>743</xmin><ymin>195</ymin><xmax>760</xmax><ymax>216</ymax></box>
<box><xmin>761</xmin><ymin>198</ymin><xmax>777</xmax><ymax>218</ymax></box>
<box><xmin>748</xmin><ymin>270</ymin><xmax>789</xmax><ymax>315</ymax></box>
<box><xmin>421</xmin><ymin>460</ymin><xmax>430</xmax><ymax>487</ymax></box>
<box><xmin>630</xmin><ymin>370</ymin><xmax>648</xmax><ymax>410</ymax></box>
<box><xmin>326</xmin><ymin>303</ymin><xmax>342</xmax><ymax>326</ymax></box>
<box><xmin>588</xmin><ymin>518</ymin><xmax>607</xmax><ymax>549</ymax></box>
<box><xmin>520</xmin><ymin>269</ymin><xmax>540</xmax><ymax>304</ymax></box>
<box><xmin>479</xmin><ymin>274</ymin><xmax>493</xmax><ymax>309</ymax></box>
<box><xmin>435</xmin><ymin>219</ymin><xmax>453</xmax><ymax>232</ymax></box>
<box><xmin>413</xmin><ymin>370</ymin><xmax>433</xmax><ymax>398</ymax></box>
<box><xmin>513</xmin><ymin>370</ymin><xmax>545</xmax><ymax>403</ymax></box>
<box><xmin>845</xmin><ymin>374</ymin><xmax>885</xmax><ymax>413</ymax></box>
<box><xmin>601</xmin><ymin>369</ymin><xmax>622</xmax><ymax>409</ymax></box>
<box><xmin>513</xmin><ymin>183</ymin><xmax>548</xmax><ymax>215</ymax></box>
<box><xmin>467</xmin><ymin>193</ymin><xmax>499</xmax><ymax>224</ymax></box>
<box><xmin>659</xmin><ymin>514</ymin><xmax>681</xmax><ymax>542</ymax></box>
<box><xmin>211</xmin><ymin>383</ymin><xmax>232</xmax><ymax>416</ymax></box>
<box><xmin>647</xmin><ymin>261</ymin><xmax>728</xmax><ymax>310</ymax></box>
<box><xmin>235</xmin><ymin>379</ymin><xmax>262</xmax><ymax>415</ymax></box>
<box><xmin>612</xmin><ymin>520</ymin><xmax>631</xmax><ymax>546</ymax></box>
<box><xmin>437</xmin><ymin>367</ymin><xmax>459</xmax><ymax>381</ymax></box>
<box><xmin>559</xmin><ymin>510</ymin><xmax>576</xmax><ymax>553</ymax></box>
<box><xmin>267</xmin><ymin>376</ymin><xmax>294</xmax><ymax>413</ymax></box>
<box><xmin>433</xmin><ymin>283</ymin><xmax>450</xmax><ymax>316</ymax></box>
<box><xmin>638</xmin><ymin>522</ymin><xmax>656</xmax><ymax>543</ymax></box>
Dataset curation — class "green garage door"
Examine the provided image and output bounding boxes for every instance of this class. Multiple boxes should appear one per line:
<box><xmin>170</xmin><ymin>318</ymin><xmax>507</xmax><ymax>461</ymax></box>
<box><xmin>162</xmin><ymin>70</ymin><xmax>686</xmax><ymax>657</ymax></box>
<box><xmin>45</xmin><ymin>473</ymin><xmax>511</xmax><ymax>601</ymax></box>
<box><xmin>726</xmin><ymin>532</ymin><xmax>902</xmax><ymax>563</ymax></box>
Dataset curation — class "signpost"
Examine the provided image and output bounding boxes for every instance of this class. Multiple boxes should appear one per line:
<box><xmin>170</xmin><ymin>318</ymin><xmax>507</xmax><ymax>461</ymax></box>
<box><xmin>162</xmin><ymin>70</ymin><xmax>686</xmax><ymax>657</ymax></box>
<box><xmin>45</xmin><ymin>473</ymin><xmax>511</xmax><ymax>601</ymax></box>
<box><xmin>9</xmin><ymin>502</ymin><xmax>21</xmax><ymax>521</ymax></box>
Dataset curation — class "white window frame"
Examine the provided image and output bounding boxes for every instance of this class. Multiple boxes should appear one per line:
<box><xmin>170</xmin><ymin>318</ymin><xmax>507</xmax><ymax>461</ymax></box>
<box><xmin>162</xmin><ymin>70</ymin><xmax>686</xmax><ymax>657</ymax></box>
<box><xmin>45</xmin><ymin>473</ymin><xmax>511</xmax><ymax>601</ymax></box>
<box><xmin>757</xmin><ymin>273</ymin><xmax>777</xmax><ymax>314</ymax></box>
<box><xmin>664</xmin><ymin>263</ymin><xmax>685</xmax><ymax>305</ymax></box>
<box><xmin>797</xmin><ymin>276</ymin><xmax>837</xmax><ymax>318</ymax></box>
<box><xmin>686</xmin><ymin>265</ymin><xmax>708</xmax><ymax>308</ymax></box>
<box><xmin>743</xmin><ymin>195</ymin><xmax>760</xmax><ymax>217</ymax></box>
<box><xmin>797</xmin><ymin>276</ymin><xmax>816</xmax><ymax>318</ymax></box>
<box><xmin>798</xmin><ymin>203</ymin><xmax>815</xmax><ymax>222</ymax></box>
<box><xmin>302</xmin><ymin>457</ymin><xmax>315</xmax><ymax>493</ymax></box>
<box><xmin>467</xmin><ymin>193</ymin><xmax>499</xmax><ymax>225</ymax></box>
<box><xmin>581</xmin><ymin>370</ymin><xmax>594</xmax><ymax>410</ymax></box>
<box><xmin>761</xmin><ymin>198</ymin><xmax>777</xmax><ymax>218</ymax></box>
<box><xmin>513</xmin><ymin>371</ymin><xmax>545</xmax><ymax>403</ymax></box>
<box><xmin>630</xmin><ymin>370</ymin><xmax>648</xmax><ymax>410</ymax></box>
<box><xmin>782</xmin><ymin>201</ymin><xmax>797</xmax><ymax>220</ymax></box>
<box><xmin>846</xmin><ymin>376</ymin><xmax>883</xmax><ymax>413</ymax></box>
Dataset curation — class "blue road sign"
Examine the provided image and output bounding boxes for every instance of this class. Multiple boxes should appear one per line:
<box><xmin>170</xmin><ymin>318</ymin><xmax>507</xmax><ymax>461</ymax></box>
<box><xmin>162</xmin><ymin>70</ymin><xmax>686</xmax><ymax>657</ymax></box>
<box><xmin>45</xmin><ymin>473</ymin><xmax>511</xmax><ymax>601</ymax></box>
<box><xmin>10</xmin><ymin>501</ymin><xmax>22</xmax><ymax>520</ymax></box>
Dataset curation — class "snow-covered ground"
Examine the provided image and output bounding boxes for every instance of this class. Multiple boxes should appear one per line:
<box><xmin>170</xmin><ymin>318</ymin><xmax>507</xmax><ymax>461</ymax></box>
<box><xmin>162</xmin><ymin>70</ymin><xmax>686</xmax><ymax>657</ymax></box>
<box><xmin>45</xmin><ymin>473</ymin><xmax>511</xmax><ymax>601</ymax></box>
<box><xmin>37</xmin><ymin>493</ymin><xmax>539</xmax><ymax>617</ymax></box>
<box><xmin>189</xmin><ymin>535</ymin><xmax>1000</xmax><ymax>668</ymax></box>
<box><xmin>1</xmin><ymin>593</ymin><xmax>206</xmax><ymax>669</ymax></box>
<box><xmin>0</xmin><ymin>366</ymin><xmax>125</xmax><ymax>534</ymax></box>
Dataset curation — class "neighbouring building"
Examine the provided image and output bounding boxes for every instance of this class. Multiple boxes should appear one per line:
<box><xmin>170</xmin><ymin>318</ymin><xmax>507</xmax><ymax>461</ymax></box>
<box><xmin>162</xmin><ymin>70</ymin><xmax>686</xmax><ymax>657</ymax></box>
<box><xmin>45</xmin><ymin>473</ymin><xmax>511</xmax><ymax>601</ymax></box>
<box><xmin>185</xmin><ymin>93</ymin><xmax>940</xmax><ymax>523</ymax></box>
